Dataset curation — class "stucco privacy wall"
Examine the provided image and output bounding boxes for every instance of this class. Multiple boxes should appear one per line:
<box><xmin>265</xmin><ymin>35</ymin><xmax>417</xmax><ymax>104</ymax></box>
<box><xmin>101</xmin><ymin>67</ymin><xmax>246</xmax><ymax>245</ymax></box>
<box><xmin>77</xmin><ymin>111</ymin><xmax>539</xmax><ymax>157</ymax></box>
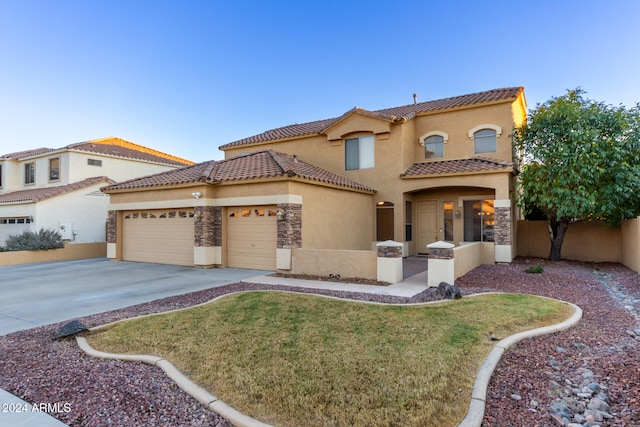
<box><xmin>517</xmin><ymin>220</ymin><xmax>621</xmax><ymax>263</ymax></box>
<box><xmin>621</xmin><ymin>218</ymin><xmax>640</xmax><ymax>272</ymax></box>
<box><xmin>0</xmin><ymin>242</ymin><xmax>106</xmax><ymax>266</ymax></box>
<box><xmin>290</xmin><ymin>248</ymin><xmax>377</xmax><ymax>280</ymax></box>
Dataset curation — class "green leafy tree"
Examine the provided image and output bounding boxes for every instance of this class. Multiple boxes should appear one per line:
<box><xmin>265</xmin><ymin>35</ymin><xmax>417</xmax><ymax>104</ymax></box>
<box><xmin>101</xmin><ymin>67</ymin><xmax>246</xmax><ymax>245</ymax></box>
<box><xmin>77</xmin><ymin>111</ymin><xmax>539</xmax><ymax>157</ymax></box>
<box><xmin>515</xmin><ymin>89</ymin><xmax>640</xmax><ymax>261</ymax></box>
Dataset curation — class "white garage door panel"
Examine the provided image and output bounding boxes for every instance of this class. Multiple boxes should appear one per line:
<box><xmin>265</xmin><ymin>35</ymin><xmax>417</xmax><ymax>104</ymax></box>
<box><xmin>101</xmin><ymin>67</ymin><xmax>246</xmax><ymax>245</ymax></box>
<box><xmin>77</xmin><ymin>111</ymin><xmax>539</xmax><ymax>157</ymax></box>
<box><xmin>227</xmin><ymin>206</ymin><xmax>277</xmax><ymax>270</ymax></box>
<box><xmin>123</xmin><ymin>210</ymin><xmax>194</xmax><ymax>266</ymax></box>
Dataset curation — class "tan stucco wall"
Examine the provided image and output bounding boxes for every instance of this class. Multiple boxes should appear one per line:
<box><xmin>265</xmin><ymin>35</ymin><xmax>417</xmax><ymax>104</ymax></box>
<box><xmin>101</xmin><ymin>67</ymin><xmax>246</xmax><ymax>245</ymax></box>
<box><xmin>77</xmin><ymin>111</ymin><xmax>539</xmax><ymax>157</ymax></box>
<box><xmin>0</xmin><ymin>242</ymin><xmax>106</xmax><ymax>266</ymax></box>
<box><xmin>453</xmin><ymin>242</ymin><xmax>495</xmax><ymax>279</ymax></box>
<box><xmin>517</xmin><ymin>220</ymin><xmax>621</xmax><ymax>262</ymax></box>
<box><xmin>290</xmin><ymin>248</ymin><xmax>377</xmax><ymax>280</ymax></box>
<box><xmin>621</xmin><ymin>218</ymin><xmax>640</xmax><ymax>272</ymax></box>
<box><xmin>289</xmin><ymin>182</ymin><xmax>373</xmax><ymax>250</ymax></box>
<box><xmin>410</xmin><ymin>102</ymin><xmax>517</xmax><ymax>166</ymax></box>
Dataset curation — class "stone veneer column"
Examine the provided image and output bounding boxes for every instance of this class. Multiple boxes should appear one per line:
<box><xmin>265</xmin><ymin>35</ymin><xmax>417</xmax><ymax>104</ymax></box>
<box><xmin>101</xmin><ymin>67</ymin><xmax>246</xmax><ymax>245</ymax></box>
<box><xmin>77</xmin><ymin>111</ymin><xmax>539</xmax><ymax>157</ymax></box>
<box><xmin>276</xmin><ymin>203</ymin><xmax>302</xmax><ymax>270</ymax></box>
<box><xmin>193</xmin><ymin>206</ymin><xmax>222</xmax><ymax>267</ymax></box>
<box><xmin>493</xmin><ymin>200</ymin><xmax>513</xmax><ymax>262</ymax></box>
<box><xmin>376</xmin><ymin>240</ymin><xmax>403</xmax><ymax>284</ymax></box>
<box><xmin>427</xmin><ymin>241</ymin><xmax>455</xmax><ymax>287</ymax></box>
<box><xmin>106</xmin><ymin>210</ymin><xmax>117</xmax><ymax>259</ymax></box>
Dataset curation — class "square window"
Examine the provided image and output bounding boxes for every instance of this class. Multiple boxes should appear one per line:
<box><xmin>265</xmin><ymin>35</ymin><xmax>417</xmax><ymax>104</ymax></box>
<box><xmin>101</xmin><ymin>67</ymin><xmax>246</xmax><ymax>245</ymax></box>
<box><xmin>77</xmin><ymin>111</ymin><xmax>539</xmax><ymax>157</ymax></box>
<box><xmin>345</xmin><ymin>135</ymin><xmax>374</xmax><ymax>170</ymax></box>
<box><xmin>24</xmin><ymin>162</ymin><xmax>35</xmax><ymax>184</ymax></box>
<box><xmin>49</xmin><ymin>158</ymin><xmax>60</xmax><ymax>181</ymax></box>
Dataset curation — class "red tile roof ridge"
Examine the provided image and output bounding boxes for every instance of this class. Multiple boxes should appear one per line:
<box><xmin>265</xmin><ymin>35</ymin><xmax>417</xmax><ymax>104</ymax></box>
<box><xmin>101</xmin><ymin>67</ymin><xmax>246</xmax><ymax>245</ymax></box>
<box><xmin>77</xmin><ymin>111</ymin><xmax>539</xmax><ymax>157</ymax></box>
<box><xmin>102</xmin><ymin>161</ymin><xmax>216</xmax><ymax>192</ymax></box>
<box><xmin>220</xmin><ymin>87</ymin><xmax>524</xmax><ymax>149</ymax></box>
<box><xmin>0</xmin><ymin>176</ymin><xmax>115</xmax><ymax>204</ymax></box>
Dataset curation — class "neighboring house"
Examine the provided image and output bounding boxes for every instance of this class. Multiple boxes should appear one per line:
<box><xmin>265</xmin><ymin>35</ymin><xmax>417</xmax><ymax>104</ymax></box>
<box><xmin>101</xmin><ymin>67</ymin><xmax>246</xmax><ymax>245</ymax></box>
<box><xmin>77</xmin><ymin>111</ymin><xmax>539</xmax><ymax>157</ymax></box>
<box><xmin>0</xmin><ymin>137</ymin><xmax>194</xmax><ymax>246</ymax></box>
<box><xmin>102</xmin><ymin>87</ymin><xmax>527</xmax><ymax>270</ymax></box>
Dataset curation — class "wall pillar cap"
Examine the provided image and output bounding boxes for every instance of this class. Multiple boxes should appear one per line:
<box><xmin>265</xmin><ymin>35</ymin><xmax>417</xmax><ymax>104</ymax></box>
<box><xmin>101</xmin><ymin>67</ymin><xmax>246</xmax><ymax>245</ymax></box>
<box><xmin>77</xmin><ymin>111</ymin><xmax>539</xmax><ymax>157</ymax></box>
<box><xmin>427</xmin><ymin>241</ymin><xmax>455</xmax><ymax>249</ymax></box>
<box><xmin>376</xmin><ymin>240</ymin><xmax>403</xmax><ymax>247</ymax></box>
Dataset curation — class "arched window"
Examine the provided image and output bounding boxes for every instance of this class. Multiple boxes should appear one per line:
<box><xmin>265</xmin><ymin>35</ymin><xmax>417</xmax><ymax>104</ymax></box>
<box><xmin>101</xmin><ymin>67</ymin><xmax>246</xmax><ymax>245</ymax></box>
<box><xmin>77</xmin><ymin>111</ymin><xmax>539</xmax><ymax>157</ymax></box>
<box><xmin>424</xmin><ymin>135</ymin><xmax>444</xmax><ymax>158</ymax></box>
<box><xmin>419</xmin><ymin>131</ymin><xmax>448</xmax><ymax>159</ymax></box>
<box><xmin>468</xmin><ymin>124</ymin><xmax>501</xmax><ymax>154</ymax></box>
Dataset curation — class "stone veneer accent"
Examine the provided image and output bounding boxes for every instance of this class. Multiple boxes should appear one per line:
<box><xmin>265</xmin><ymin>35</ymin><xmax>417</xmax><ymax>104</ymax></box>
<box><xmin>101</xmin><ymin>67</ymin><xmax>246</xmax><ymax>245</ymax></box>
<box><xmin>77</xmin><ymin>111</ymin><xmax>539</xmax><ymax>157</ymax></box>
<box><xmin>494</xmin><ymin>207</ymin><xmax>512</xmax><ymax>245</ymax></box>
<box><xmin>106</xmin><ymin>210</ymin><xmax>117</xmax><ymax>244</ymax></box>
<box><xmin>377</xmin><ymin>245</ymin><xmax>403</xmax><ymax>258</ymax></box>
<box><xmin>428</xmin><ymin>247</ymin><xmax>454</xmax><ymax>260</ymax></box>
<box><xmin>194</xmin><ymin>206</ymin><xmax>222</xmax><ymax>247</ymax></box>
<box><xmin>277</xmin><ymin>203</ymin><xmax>302</xmax><ymax>249</ymax></box>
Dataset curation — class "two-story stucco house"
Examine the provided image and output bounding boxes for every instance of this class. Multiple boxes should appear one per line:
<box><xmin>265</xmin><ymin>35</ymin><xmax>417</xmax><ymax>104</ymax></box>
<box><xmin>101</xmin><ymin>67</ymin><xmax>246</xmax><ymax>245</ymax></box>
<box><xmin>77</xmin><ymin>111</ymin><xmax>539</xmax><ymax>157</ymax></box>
<box><xmin>102</xmin><ymin>87</ymin><xmax>526</xmax><ymax>273</ymax></box>
<box><xmin>0</xmin><ymin>137</ymin><xmax>193</xmax><ymax>246</ymax></box>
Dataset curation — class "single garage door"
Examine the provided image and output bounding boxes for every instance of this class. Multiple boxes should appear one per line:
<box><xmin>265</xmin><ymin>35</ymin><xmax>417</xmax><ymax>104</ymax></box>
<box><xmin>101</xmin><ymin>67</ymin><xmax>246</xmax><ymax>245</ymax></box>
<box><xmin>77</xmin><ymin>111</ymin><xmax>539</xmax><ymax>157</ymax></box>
<box><xmin>122</xmin><ymin>209</ymin><xmax>194</xmax><ymax>266</ymax></box>
<box><xmin>227</xmin><ymin>206</ymin><xmax>277</xmax><ymax>270</ymax></box>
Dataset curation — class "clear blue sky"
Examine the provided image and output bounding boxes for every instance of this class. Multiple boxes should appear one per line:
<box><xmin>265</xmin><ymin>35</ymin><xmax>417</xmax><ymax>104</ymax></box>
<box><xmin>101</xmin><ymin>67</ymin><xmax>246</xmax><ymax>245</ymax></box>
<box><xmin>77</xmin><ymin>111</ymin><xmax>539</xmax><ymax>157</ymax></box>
<box><xmin>1</xmin><ymin>0</ymin><xmax>639</xmax><ymax>162</ymax></box>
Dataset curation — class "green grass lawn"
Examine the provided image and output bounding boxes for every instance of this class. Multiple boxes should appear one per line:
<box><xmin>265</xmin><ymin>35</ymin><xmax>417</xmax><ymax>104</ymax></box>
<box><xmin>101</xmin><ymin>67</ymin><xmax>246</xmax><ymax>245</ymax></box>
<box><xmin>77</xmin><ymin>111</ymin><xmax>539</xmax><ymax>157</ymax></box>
<box><xmin>87</xmin><ymin>291</ymin><xmax>574</xmax><ymax>427</ymax></box>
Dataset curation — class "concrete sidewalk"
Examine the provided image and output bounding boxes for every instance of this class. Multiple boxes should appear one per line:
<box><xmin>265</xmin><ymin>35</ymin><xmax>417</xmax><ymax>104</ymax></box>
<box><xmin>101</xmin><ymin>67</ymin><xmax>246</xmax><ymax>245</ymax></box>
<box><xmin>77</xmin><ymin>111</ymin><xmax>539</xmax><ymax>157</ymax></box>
<box><xmin>243</xmin><ymin>270</ymin><xmax>429</xmax><ymax>298</ymax></box>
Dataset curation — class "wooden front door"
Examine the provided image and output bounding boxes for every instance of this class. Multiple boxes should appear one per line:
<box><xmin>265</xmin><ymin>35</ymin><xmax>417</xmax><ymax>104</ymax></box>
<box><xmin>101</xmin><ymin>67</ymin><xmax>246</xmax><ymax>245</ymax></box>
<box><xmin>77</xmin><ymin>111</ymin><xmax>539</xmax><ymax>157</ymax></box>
<box><xmin>417</xmin><ymin>200</ymin><xmax>438</xmax><ymax>253</ymax></box>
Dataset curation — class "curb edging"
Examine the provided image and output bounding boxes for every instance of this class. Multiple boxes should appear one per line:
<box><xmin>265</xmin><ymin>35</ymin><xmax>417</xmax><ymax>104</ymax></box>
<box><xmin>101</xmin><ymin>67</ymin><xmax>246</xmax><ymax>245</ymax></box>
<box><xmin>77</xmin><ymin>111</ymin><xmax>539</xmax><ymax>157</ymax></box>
<box><xmin>457</xmin><ymin>300</ymin><xmax>583</xmax><ymax>427</ymax></box>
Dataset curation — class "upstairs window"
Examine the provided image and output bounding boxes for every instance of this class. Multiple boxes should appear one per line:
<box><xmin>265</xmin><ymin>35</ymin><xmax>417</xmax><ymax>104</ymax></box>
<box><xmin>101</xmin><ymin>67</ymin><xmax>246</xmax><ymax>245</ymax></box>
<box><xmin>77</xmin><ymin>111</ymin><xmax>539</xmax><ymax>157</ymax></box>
<box><xmin>345</xmin><ymin>135</ymin><xmax>374</xmax><ymax>170</ymax></box>
<box><xmin>473</xmin><ymin>129</ymin><xmax>497</xmax><ymax>154</ymax></box>
<box><xmin>88</xmin><ymin>158</ymin><xmax>102</xmax><ymax>167</ymax></box>
<box><xmin>469</xmin><ymin>124</ymin><xmax>501</xmax><ymax>155</ymax></box>
<box><xmin>424</xmin><ymin>135</ymin><xmax>444</xmax><ymax>159</ymax></box>
<box><xmin>49</xmin><ymin>158</ymin><xmax>60</xmax><ymax>181</ymax></box>
<box><xmin>0</xmin><ymin>164</ymin><xmax>3</xmax><ymax>187</ymax></box>
<box><xmin>24</xmin><ymin>162</ymin><xmax>35</xmax><ymax>185</ymax></box>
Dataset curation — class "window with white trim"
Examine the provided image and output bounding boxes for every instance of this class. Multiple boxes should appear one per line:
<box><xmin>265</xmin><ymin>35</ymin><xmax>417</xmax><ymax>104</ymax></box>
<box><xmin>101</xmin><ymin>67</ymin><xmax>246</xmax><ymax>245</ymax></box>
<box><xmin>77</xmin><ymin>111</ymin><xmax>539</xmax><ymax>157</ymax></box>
<box><xmin>24</xmin><ymin>162</ymin><xmax>35</xmax><ymax>185</ymax></box>
<box><xmin>345</xmin><ymin>135</ymin><xmax>374</xmax><ymax>170</ymax></box>
<box><xmin>49</xmin><ymin>158</ymin><xmax>60</xmax><ymax>181</ymax></box>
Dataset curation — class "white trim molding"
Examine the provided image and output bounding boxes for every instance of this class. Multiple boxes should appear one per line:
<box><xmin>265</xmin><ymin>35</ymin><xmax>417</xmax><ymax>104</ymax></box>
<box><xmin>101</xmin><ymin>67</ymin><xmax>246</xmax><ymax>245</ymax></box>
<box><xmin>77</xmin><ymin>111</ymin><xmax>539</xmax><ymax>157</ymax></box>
<box><xmin>418</xmin><ymin>130</ymin><xmax>449</xmax><ymax>146</ymax></box>
<box><xmin>468</xmin><ymin>124</ymin><xmax>503</xmax><ymax>139</ymax></box>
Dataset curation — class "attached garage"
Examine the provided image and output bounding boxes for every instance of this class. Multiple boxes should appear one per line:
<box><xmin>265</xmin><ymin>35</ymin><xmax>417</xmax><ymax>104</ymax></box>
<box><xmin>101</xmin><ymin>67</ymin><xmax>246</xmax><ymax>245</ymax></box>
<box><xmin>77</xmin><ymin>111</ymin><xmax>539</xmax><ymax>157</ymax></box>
<box><xmin>227</xmin><ymin>206</ymin><xmax>277</xmax><ymax>270</ymax></box>
<box><xmin>122</xmin><ymin>209</ymin><xmax>195</xmax><ymax>266</ymax></box>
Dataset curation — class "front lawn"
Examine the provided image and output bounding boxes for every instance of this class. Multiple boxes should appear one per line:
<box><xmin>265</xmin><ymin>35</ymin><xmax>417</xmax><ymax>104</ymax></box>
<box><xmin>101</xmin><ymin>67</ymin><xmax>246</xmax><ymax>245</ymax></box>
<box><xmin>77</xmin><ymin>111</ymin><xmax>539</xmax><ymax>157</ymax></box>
<box><xmin>87</xmin><ymin>291</ymin><xmax>573</xmax><ymax>427</ymax></box>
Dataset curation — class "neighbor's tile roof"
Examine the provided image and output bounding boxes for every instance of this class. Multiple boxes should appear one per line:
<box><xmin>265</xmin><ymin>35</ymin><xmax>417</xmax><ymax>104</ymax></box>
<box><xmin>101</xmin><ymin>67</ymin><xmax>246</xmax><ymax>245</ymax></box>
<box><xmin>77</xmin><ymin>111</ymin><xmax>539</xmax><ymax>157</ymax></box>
<box><xmin>400</xmin><ymin>157</ymin><xmax>515</xmax><ymax>178</ymax></box>
<box><xmin>102</xmin><ymin>150</ymin><xmax>376</xmax><ymax>193</ymax></box>
<box><xmin>220</xmin><ymin>87</ymin><xmax>523</xmax><ymax>149</ymax></box>
<box><xmin>0</xmin><ymin>176</ymin><xmax>114</xmax><ymax>204</ymax></box>
<box><xmin>1</xmin><ymin>137</ymin><xmax>193</xmax><ymax>166</ymax></box>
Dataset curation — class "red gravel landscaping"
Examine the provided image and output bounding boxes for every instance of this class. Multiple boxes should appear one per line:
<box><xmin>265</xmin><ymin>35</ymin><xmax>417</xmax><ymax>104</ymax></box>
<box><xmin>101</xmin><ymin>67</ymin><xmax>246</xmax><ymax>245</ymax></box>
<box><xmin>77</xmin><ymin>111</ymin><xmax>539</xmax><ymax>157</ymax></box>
<box><xmin>0</xmin><ymin>258</ymin><xmax>638</xmax><ymax>426</ymax></box>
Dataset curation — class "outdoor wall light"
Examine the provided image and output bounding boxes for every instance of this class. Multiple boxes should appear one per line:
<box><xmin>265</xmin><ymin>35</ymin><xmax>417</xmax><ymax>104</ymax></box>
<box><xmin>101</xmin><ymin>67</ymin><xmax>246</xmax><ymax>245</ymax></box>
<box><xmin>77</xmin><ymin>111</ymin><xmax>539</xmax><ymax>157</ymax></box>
<box><xmin>455</xmin><ymin>210</ymin><xmax>461</xmax><ymax>218</ymax></box>
<box><xmin>276</xmin><ymin>208</ymin><xmax>284</xmax><ymax>220</ymax></box>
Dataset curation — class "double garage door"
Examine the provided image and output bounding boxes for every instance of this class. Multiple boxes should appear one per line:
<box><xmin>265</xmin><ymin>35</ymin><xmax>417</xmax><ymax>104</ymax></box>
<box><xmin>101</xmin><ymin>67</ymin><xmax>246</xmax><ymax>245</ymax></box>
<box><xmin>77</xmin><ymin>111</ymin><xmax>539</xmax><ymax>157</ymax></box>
<box><xmin>122</xmin><ymin>206</ymin><xmax>277</xmax><ymax>270</ymax></box>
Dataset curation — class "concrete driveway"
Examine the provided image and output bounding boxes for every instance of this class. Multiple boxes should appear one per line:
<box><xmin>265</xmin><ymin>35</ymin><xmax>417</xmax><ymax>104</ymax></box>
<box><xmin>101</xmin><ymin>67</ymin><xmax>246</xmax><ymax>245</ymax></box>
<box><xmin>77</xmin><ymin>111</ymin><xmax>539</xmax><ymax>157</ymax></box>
<box><xmin>0</xmin><ymin>258</ymin><xmax>269</xmax><ymax>336</ymax></box>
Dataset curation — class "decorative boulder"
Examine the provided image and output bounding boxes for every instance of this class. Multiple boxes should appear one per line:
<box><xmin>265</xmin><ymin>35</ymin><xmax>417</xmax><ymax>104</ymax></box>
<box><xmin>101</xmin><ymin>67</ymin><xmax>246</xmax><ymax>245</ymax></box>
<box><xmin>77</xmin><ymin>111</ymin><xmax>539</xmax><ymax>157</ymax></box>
<box><xmin>54</xmin><ymin>320</ymin><xmax>88</xmax><ymax>340</ymax></box>
<box><xmin>436</xmin><ymin>282</ymin><xmax>462</xmax><ymax>300</ymax></box>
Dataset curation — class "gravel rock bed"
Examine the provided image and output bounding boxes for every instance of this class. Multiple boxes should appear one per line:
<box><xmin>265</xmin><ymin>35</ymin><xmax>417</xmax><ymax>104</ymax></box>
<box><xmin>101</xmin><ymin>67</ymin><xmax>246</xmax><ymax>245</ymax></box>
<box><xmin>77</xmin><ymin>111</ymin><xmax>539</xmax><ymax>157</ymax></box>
<box><xmin>0</xmin><ymin>258</ymin><xmax>638</xmax><ymax>426</ymax></box>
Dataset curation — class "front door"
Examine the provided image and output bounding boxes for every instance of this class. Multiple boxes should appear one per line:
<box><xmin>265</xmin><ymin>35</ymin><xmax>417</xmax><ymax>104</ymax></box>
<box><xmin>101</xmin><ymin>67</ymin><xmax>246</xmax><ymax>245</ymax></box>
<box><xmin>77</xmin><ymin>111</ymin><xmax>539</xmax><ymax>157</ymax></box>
<box><xmin>417</xmin><ymin>200</ymin><xmax>438</xmax><ymax>254</ymax></box>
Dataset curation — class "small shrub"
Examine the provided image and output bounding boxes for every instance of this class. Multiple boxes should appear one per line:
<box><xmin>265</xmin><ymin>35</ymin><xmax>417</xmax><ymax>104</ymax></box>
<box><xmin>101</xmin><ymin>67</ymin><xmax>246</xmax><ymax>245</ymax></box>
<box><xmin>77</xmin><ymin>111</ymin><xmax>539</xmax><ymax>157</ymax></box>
<box><xmin>525</xmin><ymin>265</ymin><xmax>544</xmax><ymax>274</ymax></box>
<box><xmin>4</xmin><ymin>228</ymin><xmax>64</xmax><ymax>251</ymax></box>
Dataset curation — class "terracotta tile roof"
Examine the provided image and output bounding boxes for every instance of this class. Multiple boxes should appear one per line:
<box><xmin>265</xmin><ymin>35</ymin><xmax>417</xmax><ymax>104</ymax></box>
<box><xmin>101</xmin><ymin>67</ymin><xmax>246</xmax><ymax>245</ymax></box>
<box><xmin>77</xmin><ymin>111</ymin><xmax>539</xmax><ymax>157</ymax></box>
<box><xmin>400</xmin><ymin>157</ymin><xmax>515</xmax><ymax>178</ymax></box>
<box><xmin>0</xmin><ymin>176</ymin><xmax>115</xmax><ymax>204</ymax></box>
<box><xmin>101</xmin><ymin>161</ymin><xmax>216</xmax><ymax>191</ymax></box>
<box><xmin>103</xmin><ymin>150</ymin><xmax>376</xmax><ymax>193</ymax></box>
<box><xmin>1</xmin><ymin>147</ymin><xmax>53</xmax><ymax>160</ymax></box>
<box><xmin>220</xmin><ymin>87</ymin><xmax>523</xmax><ymax>149</ymax></box>
<box><xmin>1</xmin><ymin>137</ymin><xmax>193</xmax><ymax>166</ymax></box>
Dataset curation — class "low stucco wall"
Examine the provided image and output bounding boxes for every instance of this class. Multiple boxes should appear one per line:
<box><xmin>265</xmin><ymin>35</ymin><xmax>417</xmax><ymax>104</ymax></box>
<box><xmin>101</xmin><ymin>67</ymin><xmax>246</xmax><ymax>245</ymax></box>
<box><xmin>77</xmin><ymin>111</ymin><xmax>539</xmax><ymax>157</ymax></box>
<box><xmin>621</xmin><ymin>218</ymin><xmax>640</xmax><ymax>272</ymax></box>
<box><xmin>453</xmin><ymin>242</ymin><xmax>495</xmax><ymax>279</ymax></box>
<box><xmin>517</xmin><ymin>220</ymin><xmax>621</xmax><ymax>263</ymax></box>
<box><xmin>290</xmin><ymin>248</ymin><xmax>377</xmax><ymax>280</ymax></box>
<box><xmin>0</xmin><ymin>242</ymin><xmax>107</xmax><ymax>266</ymax></box>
